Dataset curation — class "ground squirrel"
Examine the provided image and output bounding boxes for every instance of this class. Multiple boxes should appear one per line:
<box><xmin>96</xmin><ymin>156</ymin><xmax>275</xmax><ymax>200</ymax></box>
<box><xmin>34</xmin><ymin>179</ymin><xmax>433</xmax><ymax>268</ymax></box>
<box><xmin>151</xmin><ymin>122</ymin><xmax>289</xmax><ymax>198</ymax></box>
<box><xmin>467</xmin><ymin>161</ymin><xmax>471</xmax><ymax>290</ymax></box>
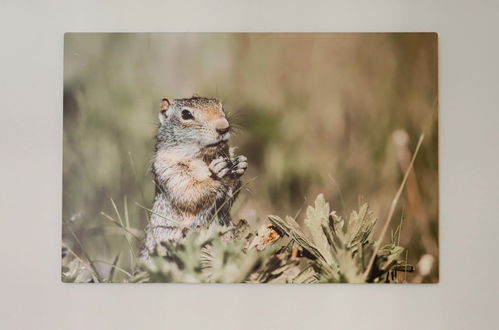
<box><xmin>141</xmin><ymin>95</ymin><xmax>247</xmax><ymax>259</ymax></box>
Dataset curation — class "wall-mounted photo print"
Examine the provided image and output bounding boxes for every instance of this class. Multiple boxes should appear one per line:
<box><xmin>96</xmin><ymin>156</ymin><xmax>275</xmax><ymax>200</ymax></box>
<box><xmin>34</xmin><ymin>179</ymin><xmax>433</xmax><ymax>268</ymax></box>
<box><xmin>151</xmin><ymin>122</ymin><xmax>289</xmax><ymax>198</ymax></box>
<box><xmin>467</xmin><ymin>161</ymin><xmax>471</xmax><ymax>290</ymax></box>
<box><xmin>62</xmin><ymin>33</ymin><xmax>438</xmax><ymax>283</ymax></box>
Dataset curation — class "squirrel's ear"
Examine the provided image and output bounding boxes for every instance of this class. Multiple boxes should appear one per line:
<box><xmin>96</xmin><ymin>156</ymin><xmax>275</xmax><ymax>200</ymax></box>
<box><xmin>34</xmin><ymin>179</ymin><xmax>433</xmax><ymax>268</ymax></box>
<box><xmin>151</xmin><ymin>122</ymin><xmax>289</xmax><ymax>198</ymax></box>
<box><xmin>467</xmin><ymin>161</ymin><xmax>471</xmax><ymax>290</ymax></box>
<box><xmin>160</xmin><ymin>98</ymin><xmax>171</xmax><ymax>111</ymax></box>
<box><xmin>192</xmin><ymin>93</ymin><xmax>200</xmax><ymax>98</ymax></box>
<box><xmin>159</xmin><ymin>98</ymin><xmax>171</xmax><ymax>124</ymax></box>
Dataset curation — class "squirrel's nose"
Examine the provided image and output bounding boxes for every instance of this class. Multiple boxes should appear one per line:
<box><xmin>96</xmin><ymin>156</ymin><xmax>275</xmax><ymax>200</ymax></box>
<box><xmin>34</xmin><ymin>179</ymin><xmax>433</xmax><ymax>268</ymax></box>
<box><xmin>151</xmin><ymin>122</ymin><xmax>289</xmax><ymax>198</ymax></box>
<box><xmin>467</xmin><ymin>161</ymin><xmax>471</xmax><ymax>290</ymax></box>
<box><xmin>215</xmin><ymin>119</ymin><xmax>230</xmax><ymax>135</ymax></box>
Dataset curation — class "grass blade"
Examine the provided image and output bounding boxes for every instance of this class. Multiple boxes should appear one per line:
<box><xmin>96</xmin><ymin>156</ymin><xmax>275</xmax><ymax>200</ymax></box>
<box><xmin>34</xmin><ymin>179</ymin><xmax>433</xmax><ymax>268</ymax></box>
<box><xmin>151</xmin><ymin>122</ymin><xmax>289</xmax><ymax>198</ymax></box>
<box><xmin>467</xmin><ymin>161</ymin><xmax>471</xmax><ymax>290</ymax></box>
<box><xmin>111</xmin><ymin>198</ymin><xmax>137</xmax><ymax>270</ymax></box>
<box><xmin>363</xmin><ymin>134</ymin><xmax>424</xmax><ymax>280</ymax></box>
<box><xmin>101</xmin><ymin>211</ymin><xmax>142</xmax><ymax>240</ymax></box>
<box><xmin>63</xmin><ymin>219</ymin><xmax>102</xmax><ymax>282</ymax></box>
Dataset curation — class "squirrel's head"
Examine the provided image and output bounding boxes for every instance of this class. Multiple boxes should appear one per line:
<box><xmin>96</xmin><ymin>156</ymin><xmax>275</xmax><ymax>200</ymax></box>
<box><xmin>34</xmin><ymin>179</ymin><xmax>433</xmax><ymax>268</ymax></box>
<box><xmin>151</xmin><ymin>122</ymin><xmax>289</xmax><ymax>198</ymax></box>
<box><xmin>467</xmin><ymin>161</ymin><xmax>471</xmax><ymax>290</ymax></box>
<box><xmin>156</xmin><ymin>94</ymin><xmax>231</xmax><ymax>154</ymax></box>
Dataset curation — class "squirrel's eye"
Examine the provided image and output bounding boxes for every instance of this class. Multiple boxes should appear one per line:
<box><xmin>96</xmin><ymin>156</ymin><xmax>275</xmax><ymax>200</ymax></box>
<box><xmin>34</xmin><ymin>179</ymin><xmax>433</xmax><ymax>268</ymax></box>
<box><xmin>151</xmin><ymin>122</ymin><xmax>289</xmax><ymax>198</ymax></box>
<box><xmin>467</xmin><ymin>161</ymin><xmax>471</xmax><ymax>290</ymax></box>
<box><xmin>181</xmin><ymin>109</ymin><xmax>194</xmax><ymax>120</ymax></box>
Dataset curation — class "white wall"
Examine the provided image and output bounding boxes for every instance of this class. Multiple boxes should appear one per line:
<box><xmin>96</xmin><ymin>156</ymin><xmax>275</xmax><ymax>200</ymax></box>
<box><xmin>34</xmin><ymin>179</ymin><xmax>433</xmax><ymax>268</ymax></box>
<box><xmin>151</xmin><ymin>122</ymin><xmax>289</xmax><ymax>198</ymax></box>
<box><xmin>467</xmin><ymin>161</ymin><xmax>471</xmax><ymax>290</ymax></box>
<box><xmin>0</xmin><ymin>1</ymin><xmax>498</xmax><ymax>329</ymax></box>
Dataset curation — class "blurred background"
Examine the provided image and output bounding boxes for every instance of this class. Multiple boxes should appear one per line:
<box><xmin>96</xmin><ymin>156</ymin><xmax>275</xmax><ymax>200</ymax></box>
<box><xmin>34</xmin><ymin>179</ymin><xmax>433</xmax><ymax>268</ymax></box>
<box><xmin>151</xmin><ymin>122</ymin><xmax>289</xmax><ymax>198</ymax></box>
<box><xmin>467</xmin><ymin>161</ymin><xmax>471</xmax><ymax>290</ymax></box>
<box><xmin>63</xmin><ymin>33</ymin><xmax>438</xmax><ymax>282</ymax></box>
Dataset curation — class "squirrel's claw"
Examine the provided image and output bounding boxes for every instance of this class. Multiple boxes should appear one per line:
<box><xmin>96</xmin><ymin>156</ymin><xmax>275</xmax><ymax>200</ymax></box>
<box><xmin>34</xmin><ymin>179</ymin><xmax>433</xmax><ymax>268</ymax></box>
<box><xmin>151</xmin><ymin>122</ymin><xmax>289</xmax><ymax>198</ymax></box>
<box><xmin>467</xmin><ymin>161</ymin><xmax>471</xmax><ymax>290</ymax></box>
<box><xmin>209</xmin><ymin>157</ymin><xmax>230</xmax><ymax>179</ymax></box>
<box><xmin>231</xmin><ymin>155</ymin><xmax>248</xmax><ymax>177</ymax></box>
<box><xmin>209</xmin><ymin>155</ymin><xmax>247</xmax><ymax>179</ymax></box>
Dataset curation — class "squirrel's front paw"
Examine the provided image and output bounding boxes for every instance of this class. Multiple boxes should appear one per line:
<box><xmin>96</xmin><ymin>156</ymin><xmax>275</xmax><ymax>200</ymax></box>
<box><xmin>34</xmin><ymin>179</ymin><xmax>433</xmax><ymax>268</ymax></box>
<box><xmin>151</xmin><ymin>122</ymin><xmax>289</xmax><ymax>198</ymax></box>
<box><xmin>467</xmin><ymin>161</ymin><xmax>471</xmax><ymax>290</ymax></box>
<box><xmin>230</xmin><ymin>155</ymin><xmax>247</xmax><ymax>177</ymax></box>
<box><xmin>209</xmin><ymin>157</ymin><xmax>231</xmax><ymax>179</ymax></box>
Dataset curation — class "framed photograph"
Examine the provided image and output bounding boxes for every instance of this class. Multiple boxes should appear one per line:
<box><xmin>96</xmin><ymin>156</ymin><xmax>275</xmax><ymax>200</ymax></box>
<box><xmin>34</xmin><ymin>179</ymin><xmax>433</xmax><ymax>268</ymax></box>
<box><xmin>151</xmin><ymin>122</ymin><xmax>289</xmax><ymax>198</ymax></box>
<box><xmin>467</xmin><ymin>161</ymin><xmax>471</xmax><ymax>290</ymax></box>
<box><xmin>62</xmin><ymin>33</ymin><xmax>438</xmax><ymax>283</ymax></box>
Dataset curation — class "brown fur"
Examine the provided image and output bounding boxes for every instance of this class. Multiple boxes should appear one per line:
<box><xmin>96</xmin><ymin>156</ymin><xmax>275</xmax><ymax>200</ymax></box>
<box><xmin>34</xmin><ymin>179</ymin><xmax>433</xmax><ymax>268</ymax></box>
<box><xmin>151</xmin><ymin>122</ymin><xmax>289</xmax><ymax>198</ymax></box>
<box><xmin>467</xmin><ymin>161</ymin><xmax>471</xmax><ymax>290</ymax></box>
<box><xmin>141</xmin><ymin>95</ymin><xmax>247</xmax><ymax>259</ymax></box>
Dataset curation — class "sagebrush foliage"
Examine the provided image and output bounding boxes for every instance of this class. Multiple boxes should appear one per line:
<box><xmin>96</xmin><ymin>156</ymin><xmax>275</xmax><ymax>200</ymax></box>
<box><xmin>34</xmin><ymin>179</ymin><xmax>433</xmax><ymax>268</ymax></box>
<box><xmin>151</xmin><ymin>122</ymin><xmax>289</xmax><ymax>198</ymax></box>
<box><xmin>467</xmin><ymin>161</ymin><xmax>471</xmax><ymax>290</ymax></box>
<box><xmin>62</xmin><ymin>194</ymin><xmax>412</xmax><ymax>283</ymax></box>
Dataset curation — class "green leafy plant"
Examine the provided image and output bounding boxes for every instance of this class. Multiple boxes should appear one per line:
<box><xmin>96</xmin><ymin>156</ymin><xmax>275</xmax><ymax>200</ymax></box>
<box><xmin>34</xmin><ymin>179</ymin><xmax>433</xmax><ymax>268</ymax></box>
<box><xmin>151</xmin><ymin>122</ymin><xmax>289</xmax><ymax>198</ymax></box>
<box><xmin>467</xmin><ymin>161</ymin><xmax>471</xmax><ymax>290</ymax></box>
<box><xmin>268</xmin><ymin>194</ymin><xmax>412</xmax><ymax>283</ymax></box>
<box><xmin>62</xmin><ymin>194</ymin><xmax>413</xmax><ymax>283</ymax></box>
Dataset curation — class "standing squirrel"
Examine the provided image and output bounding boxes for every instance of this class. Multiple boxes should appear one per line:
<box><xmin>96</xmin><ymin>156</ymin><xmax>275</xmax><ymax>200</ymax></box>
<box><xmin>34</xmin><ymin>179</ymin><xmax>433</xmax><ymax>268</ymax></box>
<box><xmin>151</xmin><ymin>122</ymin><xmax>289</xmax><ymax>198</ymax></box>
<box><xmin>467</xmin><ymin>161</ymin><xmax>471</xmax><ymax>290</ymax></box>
<box><xmin>141</xmin><ymin>95</ymin><xmax>247</xmax><ymax>259</ymax></box>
